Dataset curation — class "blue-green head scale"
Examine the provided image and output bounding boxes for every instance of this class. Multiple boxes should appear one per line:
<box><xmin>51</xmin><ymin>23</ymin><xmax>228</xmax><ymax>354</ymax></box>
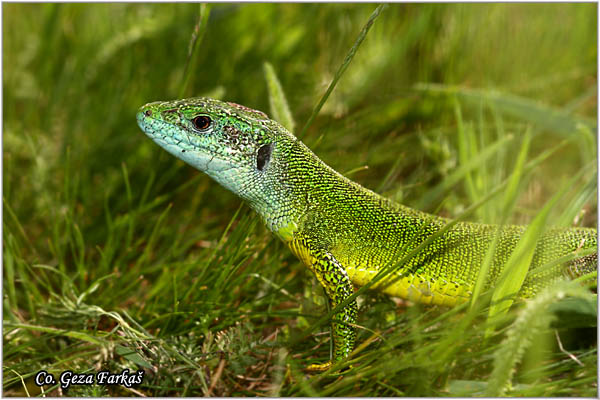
<box><xmin>137</xmin><ymin>97</ymin><xmax>305</xmax><ymax>232</ymax></box>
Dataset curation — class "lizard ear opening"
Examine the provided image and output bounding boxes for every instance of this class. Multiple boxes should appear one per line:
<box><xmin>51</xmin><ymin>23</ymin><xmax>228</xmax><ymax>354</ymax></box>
<box><xmin>256</xmin><ymin>143</ymin><xmax>272</xmax><ymax>171</ymax></box>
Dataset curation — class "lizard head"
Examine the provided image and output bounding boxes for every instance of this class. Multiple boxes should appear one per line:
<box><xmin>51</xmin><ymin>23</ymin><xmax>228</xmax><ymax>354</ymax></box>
<box><xmin>137</xmin><ymin>97</ymin><xmax>281</xmax><ymax>199</ymax></box>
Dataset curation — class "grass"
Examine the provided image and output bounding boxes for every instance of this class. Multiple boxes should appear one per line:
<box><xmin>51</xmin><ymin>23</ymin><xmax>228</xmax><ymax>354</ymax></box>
<box><xmin>3</xmin><ymin>3</ymin><xmax>597</xmax><ymax>397</ymax></box>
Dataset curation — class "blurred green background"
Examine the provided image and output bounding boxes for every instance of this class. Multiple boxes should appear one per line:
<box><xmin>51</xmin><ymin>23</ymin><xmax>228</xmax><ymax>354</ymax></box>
<box><xmin>3</xmin><ymin>3</ymin><xmax>597</xmax><ymax>397</ymax></box>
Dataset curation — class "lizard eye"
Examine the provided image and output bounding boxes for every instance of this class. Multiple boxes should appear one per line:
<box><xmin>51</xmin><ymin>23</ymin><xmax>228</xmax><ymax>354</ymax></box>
<box><xmin>192</xmin><ymin>115</ymin><xmax>212</xmax><ymax>131</ymax></box>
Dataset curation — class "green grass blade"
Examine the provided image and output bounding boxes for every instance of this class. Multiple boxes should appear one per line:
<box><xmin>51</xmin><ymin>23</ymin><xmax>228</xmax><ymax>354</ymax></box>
<box><xmin>469</xmin><ymin>129</ymin><xmax>531</xmax><ymax>309</ymax></box>
<box><xmin>486</xmin><ymin>282</ymin><xmax>593</xmax><ymax>396</ymax></box>
<box><xmin>179</xmin><ymin>3</ymin><xmax>211</xmax><ymax>98</ymax></box>
<box><xmin>485</xmin><ymin>168</ymin><xmax>587</xmax><ymax>336</ymax></box>
<box><xmin>5</xmin><ymin>323</ymin><xmax>107</xmax><ymax>346</ymax></box>
<box><xmin>299</xmin><ymin>4</ymin><xmax>387</xmax><ymax>139</ymax></box>
<box><xmin>501</xmin><ymin>128</ymin><xmax>531</xmax><ymax>213</ymax></box>
<box><xmin>417</xmin><ymin>134</ymin><xmax>514</xmax><ymax>210</ymax></box>
<box><xmin>455</xmin><ymin>99</ymin><xmax>479</xmax><ymax>204</ymax></box>
<box><xmin>264</xmin><ymin>61</ymin><xmax>296</xmax><ymax>132</ymax></box>
<box><xmin>554</xmin><ymin>168</ymin><xmax>597</xmax><ymax>227</ymax></box>
<box><xmin>415</xmin><ymin>83</ymin><xmax>597</xmax><ymax>140</ymax></box>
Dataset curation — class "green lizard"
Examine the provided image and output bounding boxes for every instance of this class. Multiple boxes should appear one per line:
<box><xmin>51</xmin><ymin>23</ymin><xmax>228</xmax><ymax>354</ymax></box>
<box><xmin>137</xmin><ymin>97</ymin><xmax>597</xmax><ymax>371</ymax></box>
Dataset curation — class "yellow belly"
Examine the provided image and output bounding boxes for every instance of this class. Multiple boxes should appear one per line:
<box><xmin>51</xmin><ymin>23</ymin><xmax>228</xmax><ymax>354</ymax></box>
<box><xmin>284</xmin><ymin>236</ymin><xmax>472</xmax><ymax>307</ymax></box>
<box><xmin>345</xmin><ymin>264</ymin><xmax>472</xmax><ymax>307</ymax></box>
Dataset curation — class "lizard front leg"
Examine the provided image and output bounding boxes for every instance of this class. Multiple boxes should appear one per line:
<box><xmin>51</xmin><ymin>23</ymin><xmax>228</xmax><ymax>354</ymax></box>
<box><xmin>288</xmin><ymin>239</ymin><xmax>358</xmax><ymax>371</ymax></box>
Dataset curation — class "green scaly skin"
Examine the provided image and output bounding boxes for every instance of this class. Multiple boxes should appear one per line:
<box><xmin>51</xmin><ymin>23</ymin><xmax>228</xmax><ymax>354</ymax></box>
<box><xmin>137</xmin><ymin>97</ymin><xmax>597</xmax><ymax>371</ymax></box>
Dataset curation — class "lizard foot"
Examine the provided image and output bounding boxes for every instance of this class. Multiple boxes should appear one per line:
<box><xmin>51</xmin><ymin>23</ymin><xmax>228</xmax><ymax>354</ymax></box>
<box><xmin>305</xmin><ymin>360</ymin><xmax>333</xmax><ymax>373</ymax></box>
<box><xmin>305</xmin><ymin>360</ymin><xmax>353</xmax><ymax>373</ymax></box>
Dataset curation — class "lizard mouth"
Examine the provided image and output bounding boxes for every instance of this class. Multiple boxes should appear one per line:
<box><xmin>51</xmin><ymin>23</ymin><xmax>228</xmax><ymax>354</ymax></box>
<box><xmin>136</xmin><ymin>108</ymin><xmax>236</xmax><ymax>175</ymax></box>
<box><xmin>137</xmin><ymin>107</ymin><xmax>196</xmax><ymax>151</ymax></box>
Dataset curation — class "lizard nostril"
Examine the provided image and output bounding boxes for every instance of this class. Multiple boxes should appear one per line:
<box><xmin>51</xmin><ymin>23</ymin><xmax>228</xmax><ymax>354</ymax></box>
<box><xmin>144</xmin><ymin>110</ymin><xmax>152</xmax><ymax>117</ymax></box>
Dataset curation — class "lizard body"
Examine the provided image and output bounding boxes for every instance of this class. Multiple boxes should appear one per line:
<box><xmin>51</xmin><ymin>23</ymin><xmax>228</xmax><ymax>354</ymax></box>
<box><xmin>137</xmin><ymin>97</ymin><xmax>597</xmax><ymax>370</ymax></box>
